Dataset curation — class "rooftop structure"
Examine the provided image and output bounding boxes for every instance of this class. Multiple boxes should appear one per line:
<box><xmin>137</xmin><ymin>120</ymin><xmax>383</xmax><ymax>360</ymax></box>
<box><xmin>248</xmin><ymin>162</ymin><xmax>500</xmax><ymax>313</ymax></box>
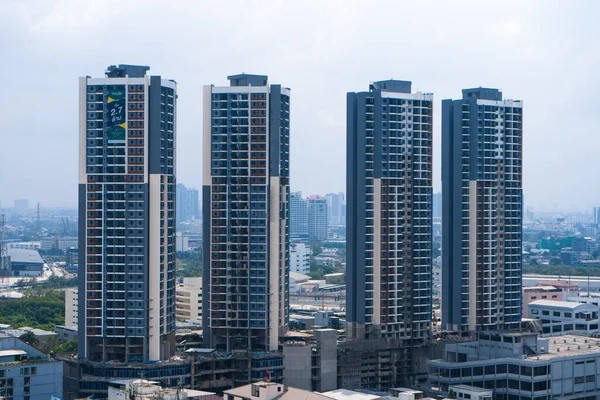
<box><xmin>0</xmin><ymin>337</ymin><xmax>63</xmax><ymax>400</ymax></box>
<box><xmin>224</xmin><ymin>381</ymin><xmax>331</xmax><ymax>400</ymax></box>
<box><xmin>429</xmin><ymin>332</ymin><xmax>600</xmax><ymax>398</ymax></box>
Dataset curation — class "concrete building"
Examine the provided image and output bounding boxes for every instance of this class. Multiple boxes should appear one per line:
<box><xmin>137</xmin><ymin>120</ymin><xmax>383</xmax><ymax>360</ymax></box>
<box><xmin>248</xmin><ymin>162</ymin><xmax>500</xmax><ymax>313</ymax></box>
<box><xmin>290</xmin><ymin>242</ymin><xmax>310</xmax><ymax>274</ymax></box>
<box><xmin>224</xmin><ymin>381</ymin><xmax>331</xmax><ymax>400</ymax></box>
<box><xmin>78</xmin><ymin>64</ymin><xmax>177</xmax><ymax>363</ymax></box>
<box><xmin>65</xmin><ymin>288</ymin><xmax>78</xmax><ymax>327</ymax></box>
<box><xmin>291</xmin><ymin>191</ymin><xmax>309</xmax><ymax>239</ymax></box>
<box><xmin>7</xmin><ymin>248</ymin><xmax>44</xmax><ymax>277</ymax></box>
<box><xmin>308</xmin><ymin>195</ymin><xmax>329</xmax><ymax>242</ymax></box>
<box><xmin>429</xmin><ymin>332</ymin><xmax>600</xmax><ymax>399</ymax></box>
<box><xmin>449</xmin><ymin>384</ymin><xmax>492</xmax><ymax>400</ymax></box>
<box><xmin>346</xmin><ymin>80</ymin><xmax>433</xmax><ymax>343</ymax></box>
<box><xmin>442</xmin><ymin>87</ymin><xmax>523</xmax><ymax>334</ymax></box>
<box><xmin>283</xmin><ymin>329</ymin><xmax>337</xmax><ymax>392</ymax></box>
<box><xmin>0</xmin><ymin>336</ymin><xmax>63</xmax><ymax>400</ymax></box>
<box><xmin>176</xmin><ymin>277</ymin><xmax>203</xmax><ymax>323</ymax></box>
<box><xmin>176</xmin><ymin>234</ymin><xmax>190</xmax><ymax>252</ymax></box>
<box><xmin>326</xmin><ymin>192</ymin><xmax>345</xmax><ymax>226</ymax></box>
<box><xmin>529</xmin><ymin>300</ymin><xmax>599</xmax><ymax>335</ymax></box>
<box><xmin>177</xmin><ymin>184</ymin><xmax>200</xmax><ymax>223</ymax></box>
<box><xmin>522</xmin><ymin>286</ymin><xmax>563</xmax><ymax>317</ymax></box>
<box><xmin>40</xmin><ymin>236</ymin><xmax>78</xmax><ymax>252</ymax></box>
<box><xmin>202</xmin><ymin>74</ymin><xmax>290</xmax><ymax>354</ymax></box>
<box><xmin>65</xmin><ymin>247</ymin><xmax>78</xmax><ymax>272</ymax></box>
<box><xmin>107</xmin><ymin>379</ymin><xmax>219</xmax><ymax>400</ymax></box>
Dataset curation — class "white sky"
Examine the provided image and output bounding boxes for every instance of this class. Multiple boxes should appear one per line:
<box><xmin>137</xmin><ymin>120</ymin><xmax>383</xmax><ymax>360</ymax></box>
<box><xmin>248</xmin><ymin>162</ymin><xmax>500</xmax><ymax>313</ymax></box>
<box><xmin>0</xmin><ymin>0</ymin><xmax>599</xmax><ymax>212</ymax></box>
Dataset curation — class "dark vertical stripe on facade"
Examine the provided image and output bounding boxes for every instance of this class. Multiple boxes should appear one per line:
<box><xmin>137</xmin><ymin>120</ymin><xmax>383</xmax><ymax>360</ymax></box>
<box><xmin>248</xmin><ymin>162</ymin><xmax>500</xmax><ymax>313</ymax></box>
<box><xmin>346</xmin><ymin>92</ymin><xmax>367</xmax><ymax>326</ymax></box>
<box><xmin>148</xmin><ymin>76</ymin><xmax>162</xmax><ymax>175</ymax></box>
<box><xmin>269</xmin><ymin>85</ymin><xmax>281</xmax><ymax>177</ymax></box>
<box><xmin>373</xmin><ymin>89</ymin><xmax>382</xmax><ymax>179</ymax></box>
<box><xmin>142</xmin><ymin>183</ymin><xmax>150</xmax><ymax>359</ymax></box>
<box><xmin>78</xmin><ymin>183</ymin><xmax>87</xmax><ymax>359</ymax></box>
<box><xmin>202</xmin><ymin>185</ymin><xmax>211</xmax><ymax>347</ymax></box>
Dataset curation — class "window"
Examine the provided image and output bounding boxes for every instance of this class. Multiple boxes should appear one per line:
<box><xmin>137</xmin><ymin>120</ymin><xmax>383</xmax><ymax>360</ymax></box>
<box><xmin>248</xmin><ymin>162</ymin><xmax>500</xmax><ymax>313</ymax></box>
<box><xmin>542</xmin><ymin>311</ymin><xmax>549</xmax><ymax>316</ymax></box>
<box><xmin>565</xmin><ymin>312</ymin><xmax>572</xmax><ymax>318</ymax></box>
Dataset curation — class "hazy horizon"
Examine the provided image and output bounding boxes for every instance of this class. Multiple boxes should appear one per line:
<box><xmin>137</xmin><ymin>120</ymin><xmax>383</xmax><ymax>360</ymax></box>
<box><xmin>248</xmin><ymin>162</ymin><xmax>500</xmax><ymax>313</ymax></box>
<box><xmin>1</xmin><ymin>1</ymin><xmax>600</xmax><ymax>212</ymax></box>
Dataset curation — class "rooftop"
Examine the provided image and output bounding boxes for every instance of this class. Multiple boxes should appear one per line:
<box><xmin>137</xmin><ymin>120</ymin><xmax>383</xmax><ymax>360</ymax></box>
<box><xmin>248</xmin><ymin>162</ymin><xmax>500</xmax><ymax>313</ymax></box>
<box><xmin>542</xmin><ymin>335</ymin><xmax>600</xmax><ymax>360</ymax></box>
<box><xmin>0</xmin><ymin>349</ymin><xmax>27</xmax><ymax>358</ymax></box>
<box><xmin>529</xmin><ymin>299</ymin><xmax>588</xmax><ymax>309</ymax></box>
<box><xmin>227</xmin><ymin>73</ymin><xmax>268</xmax><ymax>87</ymax></box>
<box><xmin>523</xmin><ymin>286</ymin><xmax>559</xmax><ymax>291</ymax></box>
<box><xmin>7</xmin><ymin>248</ymin><xmax>43</xmax><ymax>264</ymax></box>
<box><xmin>321</xmin><ymin>389</ymin><xmax>380</xmax><ymax>400</ymax></box>
<box><xmin>225</xmin><ymin>381</ymin><xmax>331</xmax><ymax>400</ymax></box>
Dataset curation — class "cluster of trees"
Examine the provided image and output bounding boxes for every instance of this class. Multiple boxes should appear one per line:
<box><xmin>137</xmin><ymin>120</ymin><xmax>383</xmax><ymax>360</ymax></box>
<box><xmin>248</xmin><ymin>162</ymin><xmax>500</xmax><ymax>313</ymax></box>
<box><xmin>176</xmin><ymin>250</ymin><xmax>202</xmax><ymax>277</ymax></box>
<box><xmin>0</xmin><ymin>290</ymin><xmax>65</xmax><ymax>331</ymax></box>
<box><xmin>19</xmin><ymin>331</ymin><xmax>77</xmax><ymax>355</ymax></box>
<box><xmin>15</xmin><ymin>275</ymin><xmax>78</xmax><ymax>290</ymax></box>
<box><xmin>523</xmin><ymin>264</ymin><xmax>600</xmax><ymax>277</ymax></box>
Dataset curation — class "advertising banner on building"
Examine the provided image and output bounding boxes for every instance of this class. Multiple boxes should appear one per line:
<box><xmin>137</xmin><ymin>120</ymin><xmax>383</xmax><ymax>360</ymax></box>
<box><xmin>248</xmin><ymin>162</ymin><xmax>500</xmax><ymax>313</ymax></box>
<box><xmin>106</xmin><ymin>87</ymin><xmax>126</xmax><ymax>141</ymax></box>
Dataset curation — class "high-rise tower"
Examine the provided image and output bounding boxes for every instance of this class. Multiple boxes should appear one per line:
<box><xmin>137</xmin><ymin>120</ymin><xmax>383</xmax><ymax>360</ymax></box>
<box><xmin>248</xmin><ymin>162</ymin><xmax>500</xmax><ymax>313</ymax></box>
<box><xmin>442</xmin><ymin>87</ymin><xmax>523</xmax><ymax>334</ymax></box>
<box><xmin>346</xmin><ymin>80</ymin><xmax>433</xmax><ymax>341</ymax></box>
<box><xmin>78</xmin><ymin>64</ymin><xmax>177</xmax><ymax>362</ymax></box>
<box><xmin>202</xmin><ymin>74</ymin><xmax>290</xmax><ymax>352</ymax></box>
<box><xmin>308</xmin><ymin>195</ymin><xmax>328</xmax><ymax>241</ymax></box>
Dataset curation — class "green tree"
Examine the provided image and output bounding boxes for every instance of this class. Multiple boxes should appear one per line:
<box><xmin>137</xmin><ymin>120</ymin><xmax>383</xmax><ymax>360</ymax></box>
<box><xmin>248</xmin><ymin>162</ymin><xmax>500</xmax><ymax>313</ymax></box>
<box><xmin>54</xmin><ymin>339</ymin><xmax>78</xmax><ymax>354</ymax></box>
<box><xmin>19</xmin><ymin>331</ymin><xmax>39</xmax><ymax>347</ymax></box>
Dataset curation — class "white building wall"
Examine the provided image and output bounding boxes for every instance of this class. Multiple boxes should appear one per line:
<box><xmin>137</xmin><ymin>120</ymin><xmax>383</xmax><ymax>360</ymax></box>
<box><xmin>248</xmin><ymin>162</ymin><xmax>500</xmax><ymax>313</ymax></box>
<box><xmin>290</xmin><ymin>243</ymin><xmax>310</xmax><ymax>274</ymax></box>
<box><xmin>65</xmin><ymin>288</ymin><xmax>78</xmax><ymax>326</ymax></box>
<box><xmin>176</xmin><ymin>277</ymin><xmax>202</xmax><ymax>322</ymax></box>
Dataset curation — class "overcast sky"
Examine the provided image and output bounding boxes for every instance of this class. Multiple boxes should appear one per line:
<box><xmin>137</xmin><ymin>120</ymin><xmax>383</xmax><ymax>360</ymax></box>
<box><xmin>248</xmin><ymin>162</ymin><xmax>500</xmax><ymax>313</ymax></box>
<box><xmin>0</xmin><ymin>0</ymin><xmax>599</xmax><ymax>212</ymax></box>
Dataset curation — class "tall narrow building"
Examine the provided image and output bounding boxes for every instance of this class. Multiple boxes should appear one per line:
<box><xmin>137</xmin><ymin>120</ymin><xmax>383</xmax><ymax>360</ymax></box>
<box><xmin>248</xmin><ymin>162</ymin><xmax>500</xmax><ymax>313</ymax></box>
<box><xmin>176</xmin><ymin>183</ymin><xmax>200</xmax><ymax>223</ymax></box>
<box><xmin>202</xmin><ymin>74</ymin><xmax>290</xmax><ymax>352</ymax></box>
<box><xmin>326</xmin><ymin>192</ymin><xmax>345</xmax><ymax>226</ymax></box>
<box><xmin>78</xmin><ymin>64</ymin><xmax>177</xmax><ymax>362</ymax></box>
<box><xmin>308</xmin><ymin>195</ymin><xmax>328</xmax><ymax>241</ymax></box>
<box><xmin>346</xmin><ymin>80</ymin><xmax>433</xmax><ymax>341</ymax></box>
<box><xmin>442</xmin><ymin>88</ymin><xmax>523</xmax><ymax>334</ymax></box>
<box><xmin>290</xmin><ymin>191</ymin><xmax>309</xmax><ymax>239</ymax></box>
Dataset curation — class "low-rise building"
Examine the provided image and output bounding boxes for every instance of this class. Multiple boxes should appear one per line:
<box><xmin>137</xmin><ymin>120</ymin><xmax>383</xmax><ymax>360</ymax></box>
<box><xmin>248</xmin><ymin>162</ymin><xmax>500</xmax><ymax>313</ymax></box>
<box><xmin>529</xmin><ymin>300</ymin><xmax>599</xmax><ymax>335</ymax></box>
<box><xmin>176</xmin><ymin>277</ymin><xmax>202</xmax><ymax>323</ymax></box>
<box><xmin>108</xmin><ymin>379</ymin><xmax>219</xmax><ymax>400</ymax></box>
<box><xmin>54</xmin><ymin>325</ymin><xmax>77</xmax><ymax>342</ymax></box>
<box><xmin>290</xmin><ymin>242</ymin><xmax>310</xmax><ymax>274</ymax></box>
<box><xmin>522</xmin><ymin>286</ymin><xmax>563</xmax><ymax>317</ymax></box>
<box><xmin>65</xmin><ymin>288</ymin><xmax>78</xmax><ymax>326</ymax></box>
<box><xmin>282</xmin><ymin>329</ymin><xmax>337</xmax><ymax>392</ymax></box>
<box><xmin>40</xmin><ymin>236</ymin><xmax>78</xmax><ymax>253</ymax></box>
<box><xmin>449</xmin><ymin>384</ymin><xmax>492</xmax><ymax>400</ymax></box>
<box><xmin>224</xmin><ymin>381</ymin><xmax>331</xmax><ymax>400</ymax></box>
<box><xmin>0</xmin><ymin>336</ymin><xmax>63</xmax><ymax>400</ymax></box>
<box><xmin>428</xmin><ymin>331</ymin><xmax>600</xmax><ymax>399</ymax></box>
<box><xmin>7</xmin><ymin>248</ymin><xmax>44</xmax><ymax>277</ymax></box>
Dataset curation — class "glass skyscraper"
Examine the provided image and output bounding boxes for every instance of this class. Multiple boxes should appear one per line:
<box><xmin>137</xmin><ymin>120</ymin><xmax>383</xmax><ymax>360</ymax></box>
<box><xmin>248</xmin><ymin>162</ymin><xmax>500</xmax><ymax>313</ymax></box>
<box><xmin>442</xmin><ymin>87</ymin><xmax>523</xmax><ymax>334</ymax></box>
<box><xmin>202</xmin><ymin>74</ymin><xmax>290</xmax><ymax>352</ymax></box>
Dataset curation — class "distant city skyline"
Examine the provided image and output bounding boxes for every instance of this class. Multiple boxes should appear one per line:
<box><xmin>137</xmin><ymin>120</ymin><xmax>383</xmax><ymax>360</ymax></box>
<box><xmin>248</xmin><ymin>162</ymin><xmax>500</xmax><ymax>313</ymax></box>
<box><xmin>2</xmin><ymin>1</ymin><xmax>600</xmax><ymax>212</ymax></box>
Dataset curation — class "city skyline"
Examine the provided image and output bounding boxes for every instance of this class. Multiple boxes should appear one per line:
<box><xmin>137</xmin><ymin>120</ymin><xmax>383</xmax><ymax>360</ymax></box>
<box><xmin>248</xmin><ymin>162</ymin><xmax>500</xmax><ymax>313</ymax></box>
<box><xmin>2</xmin><ymin>1</ymin><xmax>600</xmax><ymax>212</ymax></box>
